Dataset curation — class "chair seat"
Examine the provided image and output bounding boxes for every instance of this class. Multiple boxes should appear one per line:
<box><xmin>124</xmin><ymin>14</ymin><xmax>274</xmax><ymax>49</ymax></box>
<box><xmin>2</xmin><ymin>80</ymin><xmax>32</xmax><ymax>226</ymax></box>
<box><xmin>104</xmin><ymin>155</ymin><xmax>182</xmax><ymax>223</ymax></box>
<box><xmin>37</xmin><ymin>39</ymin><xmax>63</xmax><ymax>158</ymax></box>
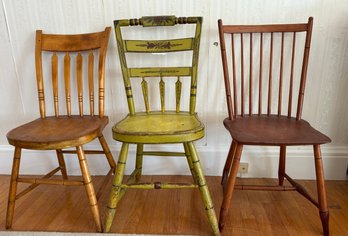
<box><xmin>224</xmin><ymin>115</ymin><xmax>331</xmax><ymax>146</ymax></box>
<box><xmin>112</xmin><ymin>111</ymin><xmax>204</xmax><ymax>144</ymax></box>
<box><xmin>7</xmin><ymin>115</ymin><xmax>108</xmax><ymax>150</ymax></box>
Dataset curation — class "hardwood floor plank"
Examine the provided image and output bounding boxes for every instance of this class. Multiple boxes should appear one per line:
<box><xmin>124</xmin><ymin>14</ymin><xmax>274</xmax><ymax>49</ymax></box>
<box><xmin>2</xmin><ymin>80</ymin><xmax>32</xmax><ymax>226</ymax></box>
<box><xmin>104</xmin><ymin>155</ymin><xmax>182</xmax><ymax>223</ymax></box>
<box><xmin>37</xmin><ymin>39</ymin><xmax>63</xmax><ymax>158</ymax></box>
<box><xmin>0</xmin><ymin>175</ymin><xmax>347</xmax><ymax>235</ymax></box>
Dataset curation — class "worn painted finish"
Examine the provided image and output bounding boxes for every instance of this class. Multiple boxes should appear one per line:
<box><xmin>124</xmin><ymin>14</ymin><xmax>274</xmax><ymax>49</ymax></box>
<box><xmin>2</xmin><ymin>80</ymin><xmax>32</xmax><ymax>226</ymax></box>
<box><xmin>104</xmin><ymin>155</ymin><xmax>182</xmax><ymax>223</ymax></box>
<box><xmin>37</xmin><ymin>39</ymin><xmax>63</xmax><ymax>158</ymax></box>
<box><xmin>128</xmin><ymin>67</ymin><xmax>191</xmax><ymax>78</ymax></box>
<box><xmin>114</xmin><ymin>16</ymin><xmax>202</xmax><ymax>115</ymax></box>
<box><xmin>112</xmin><ymin>111</ymin><xmax>204</xmax><ymax>144</ymax></box>
<box><xmin>106</xmin><ymin>15</ymin><xmax>219</xmax><ymax>235</ymax></box>
<box><xmin>124</xmin><ymin>38</ymin><xmax>194</xmax><ymax>53</ymax></box>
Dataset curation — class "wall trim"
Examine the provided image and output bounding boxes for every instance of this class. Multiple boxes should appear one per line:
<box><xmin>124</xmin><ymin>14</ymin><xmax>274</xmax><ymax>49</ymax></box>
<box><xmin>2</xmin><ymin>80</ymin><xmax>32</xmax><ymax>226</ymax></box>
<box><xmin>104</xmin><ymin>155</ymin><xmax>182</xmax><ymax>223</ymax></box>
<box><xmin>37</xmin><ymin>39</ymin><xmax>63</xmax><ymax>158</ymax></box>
<box><xmin>0</xmin><ymin>144</ymin><xmax>347</xmax><ymax>180</ymax></box>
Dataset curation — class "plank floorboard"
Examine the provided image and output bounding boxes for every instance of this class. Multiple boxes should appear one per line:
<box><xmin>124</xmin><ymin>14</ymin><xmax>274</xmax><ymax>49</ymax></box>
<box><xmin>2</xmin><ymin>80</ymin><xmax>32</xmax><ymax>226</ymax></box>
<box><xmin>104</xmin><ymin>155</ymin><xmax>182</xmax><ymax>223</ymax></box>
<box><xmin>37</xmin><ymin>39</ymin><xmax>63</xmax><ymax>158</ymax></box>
<box><xmin>0</xmin><ymin>175</ymin><xmax>347</xmax><ymax>235</ymax></box>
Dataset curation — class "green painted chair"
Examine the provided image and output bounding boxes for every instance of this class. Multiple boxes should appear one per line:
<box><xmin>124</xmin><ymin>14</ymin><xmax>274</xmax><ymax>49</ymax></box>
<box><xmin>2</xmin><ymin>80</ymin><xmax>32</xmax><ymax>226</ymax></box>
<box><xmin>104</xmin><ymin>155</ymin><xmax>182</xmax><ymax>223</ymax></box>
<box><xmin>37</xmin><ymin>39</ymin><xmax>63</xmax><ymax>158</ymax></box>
<box><xmin>104</xmin><ymin>16</ymin><xmax>219</xmax><ymax>235</ymax></box>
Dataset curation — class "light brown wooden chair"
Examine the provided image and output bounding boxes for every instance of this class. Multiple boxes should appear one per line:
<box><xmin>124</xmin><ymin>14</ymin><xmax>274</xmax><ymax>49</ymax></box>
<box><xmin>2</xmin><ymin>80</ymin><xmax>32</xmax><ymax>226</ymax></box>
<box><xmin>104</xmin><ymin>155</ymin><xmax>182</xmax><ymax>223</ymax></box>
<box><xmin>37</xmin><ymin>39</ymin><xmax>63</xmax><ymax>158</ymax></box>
<box><xmin>6</xmin><ymin>27</ymin><xmax>116</xmax><ymax>232</ymax></box>
<box><xmin>218</xmin><ymin>17</ymin><xmax>331</xmax><ymax>235</ymax></box>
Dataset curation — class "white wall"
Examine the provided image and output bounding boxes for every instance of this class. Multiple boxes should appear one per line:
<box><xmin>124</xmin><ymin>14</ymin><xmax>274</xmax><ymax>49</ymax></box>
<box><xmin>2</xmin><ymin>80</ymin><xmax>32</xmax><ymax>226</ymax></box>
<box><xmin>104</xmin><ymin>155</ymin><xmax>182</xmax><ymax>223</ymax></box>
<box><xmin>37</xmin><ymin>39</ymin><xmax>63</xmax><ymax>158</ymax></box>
<box><xmin>0</xmin><ymin>0</ymin><xmax>347</xmax><ymax>180</ymax></box>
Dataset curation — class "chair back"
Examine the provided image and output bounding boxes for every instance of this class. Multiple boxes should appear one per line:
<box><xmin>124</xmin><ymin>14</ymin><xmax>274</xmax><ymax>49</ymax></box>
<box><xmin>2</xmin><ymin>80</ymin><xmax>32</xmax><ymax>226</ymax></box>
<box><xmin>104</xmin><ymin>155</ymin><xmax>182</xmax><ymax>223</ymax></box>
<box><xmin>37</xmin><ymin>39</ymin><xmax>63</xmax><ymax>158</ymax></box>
<box><xmin>114</xmin><ymin>16</ymin><xmax>202</xmax><ymax>115</ymax></box>
<box><xmin>218</xmin><ymin>18</ymin><xmax>313</xmax><ymax>120</ymax></box>
<box><xmin>35</xmin><ymin>27</ymin><xmax>111</xmax><ymax>118</ymax></box>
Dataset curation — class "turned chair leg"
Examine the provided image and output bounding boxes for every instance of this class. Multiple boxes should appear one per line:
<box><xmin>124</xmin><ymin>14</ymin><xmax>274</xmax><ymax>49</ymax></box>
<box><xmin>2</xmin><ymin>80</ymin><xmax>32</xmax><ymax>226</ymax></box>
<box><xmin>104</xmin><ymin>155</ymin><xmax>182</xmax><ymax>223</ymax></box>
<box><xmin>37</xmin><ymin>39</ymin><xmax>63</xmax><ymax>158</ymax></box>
<box><xmin>98</xmin><ymin>134</ymin><xmax>116</xmax><ymax>170</ymax></box>
<box><xmin>221</xmin><ymin>141</ymin><xmax>237</xmax><ymax>190</ymax></box>
<box><xmin>105</xmin><ymin>143</ymin><xmax>129</xmax><ymax>233</ymax></box>
<box><xmin>186</xmin><ymin>142</ymin><xmax>220</xmax><ymax>236</ymax></box>
<box><xmin>183</xmin><ymin>143</ymin><xmax>198</xmax><ymax>184</ymax></box>
<box><xmin>76</xmin><ymin>146</ymin><xmax>102</xmax><ymax>232</ymax></box>
<box><xmin>278</xmin><ymin>145</ymin><xmax>286</xmax><ymax>186</ymax></box>
<box><xmin>6</xmin><ymin>147</ymin><xmax>21</xmax><ymax>229</ymax></box>
<box><xmin>56</xmin><ymin>149</ymin><xmax>68</xmax><ymax>179</ymax></box>
<box><xmin>135</xmin><ymin>144</ymin><xmax>143</xmax><ymax>182</ymax></box>
<box><xmin>219</xmin><ymin>143</ymin><xmax>243</xmax><ymax>232</ymax></box>
<box><xmin>313</xmin><ymin>145</ymin><xmax>329</xmax><ymax>236</ymax></box>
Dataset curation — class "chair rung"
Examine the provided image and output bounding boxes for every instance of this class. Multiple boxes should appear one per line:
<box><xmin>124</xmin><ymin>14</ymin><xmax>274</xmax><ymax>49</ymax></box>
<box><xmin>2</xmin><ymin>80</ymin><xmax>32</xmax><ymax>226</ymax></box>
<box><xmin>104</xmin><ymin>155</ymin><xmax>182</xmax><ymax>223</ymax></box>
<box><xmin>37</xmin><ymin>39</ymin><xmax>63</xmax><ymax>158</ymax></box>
<box><xmin>61</xmin><ymin>150</ymin><xmax>105</xmax><ymax>154</ymax></box>
<box><xmin>235</xmin><ymin>184</ymin><xmax>296</xmax><ymax>191</ymax></box>
<box><xmin>120</xmin><ymin>182</ymin><xmax>198</xmax><ymax>190</ymax></box>
<box><xmin>142</xmin><ymin>151</ymin><xmax>186</xmax><ymax>156</ymax></box>
<box><xmin>15</xmin><ymin>167</ymin><xmax>62</xmax><ymax>200</ymax></box>
<box><xmin>17</xmin><ymin>178</ymin><xmax>84</xmax><ymax>186</ymax></box>
<box><xmin>284</xmin><ymin>173</ymin><xmax>319</xmax><ymax>207</ymax></box>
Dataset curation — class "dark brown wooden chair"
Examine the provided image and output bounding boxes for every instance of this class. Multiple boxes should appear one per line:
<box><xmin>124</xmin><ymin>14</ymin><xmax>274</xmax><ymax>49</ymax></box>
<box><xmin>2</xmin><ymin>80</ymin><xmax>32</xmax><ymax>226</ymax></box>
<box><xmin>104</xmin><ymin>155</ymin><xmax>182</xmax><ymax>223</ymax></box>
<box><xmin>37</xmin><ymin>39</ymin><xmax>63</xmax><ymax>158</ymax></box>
<box><xmin>6</xmin><ymin>27</ymin><xmax>116</xmax><ymax>232</ymax></box>
<box><xmin>218</xmin><ymin>17</ymin><xmax>331</xmax><ymax>235</ymax></box>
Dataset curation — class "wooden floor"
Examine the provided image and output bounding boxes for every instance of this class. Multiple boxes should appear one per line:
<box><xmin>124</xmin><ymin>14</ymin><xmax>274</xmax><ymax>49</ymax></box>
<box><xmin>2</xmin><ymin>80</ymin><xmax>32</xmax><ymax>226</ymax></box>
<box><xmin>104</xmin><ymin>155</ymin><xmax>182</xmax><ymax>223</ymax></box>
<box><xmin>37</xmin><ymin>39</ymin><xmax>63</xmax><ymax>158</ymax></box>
<box><xmin>0</xmin><ymin>175</ymin><xmax>347</xmax><ymax>235</ymax></box>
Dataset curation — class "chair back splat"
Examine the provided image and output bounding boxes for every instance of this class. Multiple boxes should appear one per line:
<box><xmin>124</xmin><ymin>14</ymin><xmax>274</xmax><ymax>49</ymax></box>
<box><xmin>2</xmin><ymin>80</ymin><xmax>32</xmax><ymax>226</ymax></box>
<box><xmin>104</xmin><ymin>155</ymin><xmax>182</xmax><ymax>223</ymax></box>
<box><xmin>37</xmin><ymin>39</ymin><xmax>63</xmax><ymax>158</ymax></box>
<box><xmin>218</xmin><ymin>18</ymin><xmax>313</xmax><ymax>120</ymax></box>
<box><xmin>35</xmin><ymin>28</ymin><xmax>111</xmax><ymax>118</ymax></box>
<box><xmin>114</xmin><ymin>16</ymin><xmax>202</xmax><ymax>115</ymax></box>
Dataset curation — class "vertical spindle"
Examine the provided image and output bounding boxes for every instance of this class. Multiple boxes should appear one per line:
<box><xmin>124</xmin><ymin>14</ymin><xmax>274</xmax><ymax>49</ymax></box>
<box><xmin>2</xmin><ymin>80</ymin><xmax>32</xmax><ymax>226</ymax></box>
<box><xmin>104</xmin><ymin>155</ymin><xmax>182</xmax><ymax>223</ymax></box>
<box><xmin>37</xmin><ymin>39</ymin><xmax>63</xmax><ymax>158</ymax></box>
<box><xmin>159</xmin><ymin>77</ymin><xmax>165</xmax><ymax>112</ymax></box>
<box><xmin>64</xmin><ymin>52</ymin><xmax>71</xmax><ymax>116</ymax></box>
<box><xmin>88</xmin><ymin>51</ymin><xmax>94</xmax><ymax>116</ymax></box>
<box><xmin>288</xmin><ymin>32</ymin><xmax>296</xmax><ymax>118</ymax></box>
<box><xmin>175</xmin><ymin>76</ymin><xmax>182</xmax><ymax>112</ymax></box>
<box><xmin>231</xmin><ymin>33</ymin><xmax>238</xmax><ymax>117</ymax></box>
<box><xmin>52</xmin><ymin>52</ymin><xmax>59</xmax><ymax>117</ymax></box>
<box><xmin>278</xmin><ymin>32</ymin><xmax>284</xmax><ymax>116</ymax></box>
<box><xmin>77</xmin><ymin>53</ymin><xmax>83</xmax><ymax>116</ymax></box>
<box><xmin>258</xmin><ymin>33</ymin><xmax>263</xmax><ymax>116</ymax></box>
<box><xmin>141</xmin><ymin>77</ymin><xmax>149</xmax><ymax>113</ymax></box>
<box><xmin>267</xmin><ymin>32</ymin><xmax>273</xmax><ymax>115</ymax></box>
<box><xmin>249</xmin><ymin>33</ymin><xmax>253</xmax><ymax>115</ymax></box>
<box><xmin>241</xmin><ymin>33</ymin><xmax>244</xmax><ymax>116</ymax></box>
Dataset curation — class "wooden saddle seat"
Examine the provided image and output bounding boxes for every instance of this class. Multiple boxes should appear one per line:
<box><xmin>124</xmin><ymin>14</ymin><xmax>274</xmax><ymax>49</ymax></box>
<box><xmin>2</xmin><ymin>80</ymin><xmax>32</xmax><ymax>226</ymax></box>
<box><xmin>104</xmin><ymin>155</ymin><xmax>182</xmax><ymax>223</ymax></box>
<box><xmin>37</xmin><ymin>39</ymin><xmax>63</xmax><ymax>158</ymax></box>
<box><xmin>113</xmin><ymin>112</ymin><xmax>204</xmax><ymax>144</ymax></box>
<box><xmin>224</xmin><ymin>115</ymin><xmax>331</xmax><ymax>146</ymax></box>
<box><xmin>7</xmin><ymin>115</ymin><xmax>108</xmax><ymax>150</ymax></box>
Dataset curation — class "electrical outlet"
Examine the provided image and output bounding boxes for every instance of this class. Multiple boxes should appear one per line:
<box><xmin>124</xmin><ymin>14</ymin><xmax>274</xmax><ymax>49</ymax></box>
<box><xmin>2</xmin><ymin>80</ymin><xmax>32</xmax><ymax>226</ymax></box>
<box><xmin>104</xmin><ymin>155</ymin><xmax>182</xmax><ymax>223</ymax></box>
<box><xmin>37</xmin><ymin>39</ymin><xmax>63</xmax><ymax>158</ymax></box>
<box><xmin>238</xmin><ymin>162</ymin><xmax>248</xmax><ymax>173</ymax></box>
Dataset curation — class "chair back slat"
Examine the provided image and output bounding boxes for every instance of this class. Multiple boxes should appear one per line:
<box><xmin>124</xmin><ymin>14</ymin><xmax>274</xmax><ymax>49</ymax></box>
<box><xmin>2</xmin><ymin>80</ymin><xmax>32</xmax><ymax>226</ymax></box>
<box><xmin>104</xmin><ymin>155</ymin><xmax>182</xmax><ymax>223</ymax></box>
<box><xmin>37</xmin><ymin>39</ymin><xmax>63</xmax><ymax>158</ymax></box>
<box><xmin>141</xmin><ymin>78</ymin><xmax>150</xmax><ymax>113</ymax></box>
<box><xmin>41</xmin><ymin>32</ymin><xmax>105</xmax><ymax>52</ymax></box>
<box><xmin>51</xmin><ymin>52</ymin><xmax>59</xmax><ymax>117</ymax></box>
<box><xmin>35</xmin><ymin>27</ymin><xmax>111</xmax><ymax>118</ymax></box>
<box><xmin>175</xmin><ymin>77</ymin><xmax>182</xmax><ymax>112</ymax></box>
<box><xmin>76</xmin><ymin>53</ymin><xmax>83</xmax><ymax>116</ymax></box>
<box><xmin>159</xmin><ymin>78</ymin><xmax>165</xmax><ymax>112</ymax></box>
<box><xmin>128</xmin><ymin>67</ymin><xmax>191</xmax><ymax>78</ymax></box>
<box><xmin>114</xmin><ymin>16</ymin><xmax>202</xmax><ymax>115</ymax></box>
<box><xmin>124</xmin><ymin>38</ymin><xmax>194</xmax><ymax>53</ymax></box>
<box><xmin>64</xmin><ymin>52</ymin><xmax>71</xmax><ymax>116</ymax></box>
<box><xmin>222</xmin><ymin>23</ymin><xmax>308</xmax><ymax>33</ymax></box>
<box><xmin>218</xmin><ymin>18</ymin><xmax>313</xmax><ymax>120</ymax></box>
<box><xmin>88</xmin><ymin>51</ymin><xmax>94</xmax><ymax>116</ymax></box>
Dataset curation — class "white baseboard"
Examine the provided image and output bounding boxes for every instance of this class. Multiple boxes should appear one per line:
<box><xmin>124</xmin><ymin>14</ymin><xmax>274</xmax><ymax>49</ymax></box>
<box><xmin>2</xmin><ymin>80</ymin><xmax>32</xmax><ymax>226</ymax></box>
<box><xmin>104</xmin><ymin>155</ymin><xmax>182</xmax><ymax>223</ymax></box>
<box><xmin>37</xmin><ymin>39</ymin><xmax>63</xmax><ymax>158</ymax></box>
<box><xmin>0</xmin><ymin>144</ymin><xmax>347</xmax><ymax>180</ymax></box>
